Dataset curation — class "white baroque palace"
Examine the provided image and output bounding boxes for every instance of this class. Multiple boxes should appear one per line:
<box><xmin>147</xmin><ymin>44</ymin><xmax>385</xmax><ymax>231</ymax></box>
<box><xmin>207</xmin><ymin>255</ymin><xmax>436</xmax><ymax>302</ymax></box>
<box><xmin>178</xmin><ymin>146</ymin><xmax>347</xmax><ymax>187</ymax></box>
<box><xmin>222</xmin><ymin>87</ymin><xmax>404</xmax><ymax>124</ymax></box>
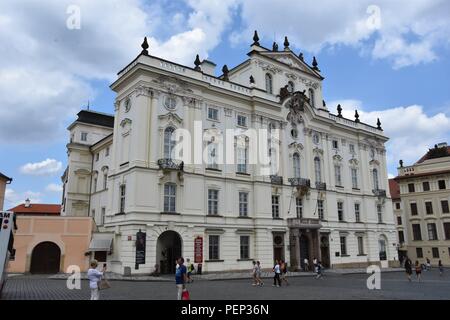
<box><xmin>62</xmin><ymin>33</ymin><xmax>398</xmax><ymax>274</ymax></box>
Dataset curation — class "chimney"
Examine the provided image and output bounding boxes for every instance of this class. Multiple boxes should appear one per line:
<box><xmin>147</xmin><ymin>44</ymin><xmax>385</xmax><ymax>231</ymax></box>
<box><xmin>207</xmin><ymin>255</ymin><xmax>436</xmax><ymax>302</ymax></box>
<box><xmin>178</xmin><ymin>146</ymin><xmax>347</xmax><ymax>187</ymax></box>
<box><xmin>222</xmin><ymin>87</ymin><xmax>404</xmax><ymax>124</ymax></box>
<box><xmin>24</xmin><ymin>198</ymin><xmax>31</xmax><ymax>208</ymax></box>
<box><xmin>200</xmin><ymin>60</ymin><xmax>216</xmax><ymax>76</ymax></box>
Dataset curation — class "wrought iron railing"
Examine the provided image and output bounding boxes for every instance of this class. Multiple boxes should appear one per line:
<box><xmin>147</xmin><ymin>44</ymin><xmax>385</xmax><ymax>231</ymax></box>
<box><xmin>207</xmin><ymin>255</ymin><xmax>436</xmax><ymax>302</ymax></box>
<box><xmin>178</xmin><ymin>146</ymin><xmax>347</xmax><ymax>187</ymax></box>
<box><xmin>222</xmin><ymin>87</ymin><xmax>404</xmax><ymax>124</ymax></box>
<box><xmin>270</xmin><ymin>175</ymin><xmax>283</xmax><ymax>185</ymax></box>
<box><xmin>372</xmin><ymin>189</ymin><xmax>386</xmax><ymax>197</ymax></box>
<box><xmin>316</xmin><ymin>182</ymin><xmax>326</xmax><ymax>190</ymax></box>
<box><xmin>288</xmin><ymin>178</ymin><xmax>311</xmax><ymax>188</ymax></box>
<box><xmin>157</xmin><ymin>158</ymin><xmax>184</xmax><ymax>171</ymax></box>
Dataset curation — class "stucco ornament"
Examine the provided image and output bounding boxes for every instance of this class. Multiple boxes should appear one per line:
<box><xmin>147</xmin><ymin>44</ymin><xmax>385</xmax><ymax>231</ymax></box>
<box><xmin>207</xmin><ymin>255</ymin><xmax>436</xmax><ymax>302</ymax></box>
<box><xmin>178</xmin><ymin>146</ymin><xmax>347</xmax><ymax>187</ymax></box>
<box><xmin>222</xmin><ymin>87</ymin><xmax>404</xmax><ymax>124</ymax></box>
<box><xmin>285</xmin><ymin>91</ymin><xmax>308</xmax><ymax>126</ymax></box>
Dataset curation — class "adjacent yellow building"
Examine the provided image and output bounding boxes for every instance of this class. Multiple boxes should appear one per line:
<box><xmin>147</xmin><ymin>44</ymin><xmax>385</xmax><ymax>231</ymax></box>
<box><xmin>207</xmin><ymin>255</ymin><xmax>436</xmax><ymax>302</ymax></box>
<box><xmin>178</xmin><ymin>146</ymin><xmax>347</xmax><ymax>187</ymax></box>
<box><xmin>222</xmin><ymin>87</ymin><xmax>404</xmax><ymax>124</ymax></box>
<box><xmin>392</xmin><ymin>143</ymin><xmax>450</xmax><ymax>266</ymax></box>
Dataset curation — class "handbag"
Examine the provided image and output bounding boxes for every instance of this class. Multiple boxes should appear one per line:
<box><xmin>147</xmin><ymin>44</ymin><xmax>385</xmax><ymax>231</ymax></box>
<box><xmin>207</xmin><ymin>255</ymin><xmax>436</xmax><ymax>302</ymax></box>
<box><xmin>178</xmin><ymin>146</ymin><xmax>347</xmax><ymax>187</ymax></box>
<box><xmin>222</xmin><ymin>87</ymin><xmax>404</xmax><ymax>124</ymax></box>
<box><xmin>98</xmin><ymin>274</ymin><xmax>111</xmax><ymax>290</ymax></box>
<box><xmin>181</xmin><ymin>288</ymin><xmax>190</xmax><ymax>300</ymax></box>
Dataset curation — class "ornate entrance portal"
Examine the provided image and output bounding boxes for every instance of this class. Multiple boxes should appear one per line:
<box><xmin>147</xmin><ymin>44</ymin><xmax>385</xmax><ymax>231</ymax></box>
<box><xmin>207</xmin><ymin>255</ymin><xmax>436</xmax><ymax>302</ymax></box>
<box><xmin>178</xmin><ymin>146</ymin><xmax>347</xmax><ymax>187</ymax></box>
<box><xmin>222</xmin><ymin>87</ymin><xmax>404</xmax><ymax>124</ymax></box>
<box><xmin>288</xmin><ymin>218</ymin><xmax>322</xmax><ymax>271</ymax></box>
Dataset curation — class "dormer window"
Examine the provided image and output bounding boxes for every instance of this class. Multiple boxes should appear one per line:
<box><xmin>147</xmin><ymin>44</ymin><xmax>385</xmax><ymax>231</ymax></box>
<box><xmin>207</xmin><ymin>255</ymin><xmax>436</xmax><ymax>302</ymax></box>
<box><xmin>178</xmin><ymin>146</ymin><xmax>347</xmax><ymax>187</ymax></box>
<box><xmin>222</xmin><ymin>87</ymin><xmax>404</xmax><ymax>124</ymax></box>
<box><xmin>308</xmin><ymin>88</ymin><xmax>315</xmax><ymax>108</ymax></box>
<box><xmin>265</xmin><ymin>73</ymin><xmax>273</xmax><ymax>94</ymax></box>
<box><xmin>287</xmin><ymin>81</ymin><xmax>294</xmax><ymax>93</ymax></box>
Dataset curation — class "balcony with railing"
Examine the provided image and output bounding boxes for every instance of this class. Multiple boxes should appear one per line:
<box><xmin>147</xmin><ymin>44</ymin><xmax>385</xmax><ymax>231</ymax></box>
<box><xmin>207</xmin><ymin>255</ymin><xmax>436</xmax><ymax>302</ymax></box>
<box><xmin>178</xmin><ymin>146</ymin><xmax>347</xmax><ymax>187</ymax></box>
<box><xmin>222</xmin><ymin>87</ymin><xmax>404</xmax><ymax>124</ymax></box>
<box><xmin>372</xmin><ymin>189</ymin><xmax>387</xmax><ymax>198</ymax></box>
<box><xmin>315</xmin><ymin>182</ymin><xmax>326</xmax><ymax>191</ymax></box>
<box><xmin>270</xmin><ymin>175</ymin><xmax>283</xmax><ymax>185</ymax></box>
<box><xmin>287</xmin><ymin>217</ymin><xmax>322</xmax><ymax>229</ymax></box>
<box><xmin>288</xmin><ymin>178</ymin><xmax>311</xmax><ymax>188</ymax></box>
<box><xmin>157</xmin><ymin>158</ymin><xmax>184</xmax><ymax>171</ymax></box>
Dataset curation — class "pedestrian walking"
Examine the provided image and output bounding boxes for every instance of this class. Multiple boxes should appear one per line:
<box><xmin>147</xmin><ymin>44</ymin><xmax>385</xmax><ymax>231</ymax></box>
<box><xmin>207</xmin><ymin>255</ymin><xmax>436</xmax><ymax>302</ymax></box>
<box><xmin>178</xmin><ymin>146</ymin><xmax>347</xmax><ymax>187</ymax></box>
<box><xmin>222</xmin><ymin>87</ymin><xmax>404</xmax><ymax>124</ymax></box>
<box><xmin>426</xmin><ymin>258</ymin><xmax>431</xmax><ymax>271</ymax></box>
<box><xmin>280</xmin><ymin>260</ymin><xmax>289</xmax><ymax>286</ymax></box>
<box><xmin>87</xmin><ymin>260</ymin><xmax>106</xmax><ymax>300</ymax></box>
<box><xmin>438</xmin><ymin>260</ymin><xmax>444</xmax><ymax>276</ymax></box>
<box><xmin>415</xmin><ymin>260</ymin><xmax>422</xmax><ymax>281</ymax></box>
<box><xmin>256</xmin><ymin>261</ymin><xmax>264</xmax><ymax>286</ymax></box>
<box><xmin>404</xmin><ymin>257</ymin><xmax>412</xmax><ymax>282</ymax></box>
<box><xmin>315</xmin><ymin>261</ymin><xmax>324</xmax><ymax>279</ymax></box>
<box><xmin>251</xmin><ymin>261</ymin><xmax>258</xmax><ymax>286</ymax></box>
<box><xmin>303</xmin><ymin>258</ymin><xmax>309</xmax><ymax>272</ymax></box>
<box><xmin>186</xmin><ymin>258</ymin><xmax>194</xmax><ymax>283</ymax></box>
<box><xmin>313</xmin><ymin>257</ymin><xmax>318</xmax><ymax>273</ymax></box>
<box><xmin>175</xmin><ymin>257</ymin><xmax>188</xmax><ymax>300</ymax></box>
<box><xmin>272</xmin><ymin>260</ymin><xmax>281</xmax><ymax>287</ymax></box>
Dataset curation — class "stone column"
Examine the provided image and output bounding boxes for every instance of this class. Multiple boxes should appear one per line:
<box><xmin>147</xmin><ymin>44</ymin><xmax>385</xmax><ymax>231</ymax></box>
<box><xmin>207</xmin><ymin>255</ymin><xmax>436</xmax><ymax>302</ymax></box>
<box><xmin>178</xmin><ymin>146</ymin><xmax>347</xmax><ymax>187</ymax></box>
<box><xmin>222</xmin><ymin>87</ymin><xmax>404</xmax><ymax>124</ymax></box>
<box><xmin>289</xmin><ymin>229</ymin><xmax>300</xmax><ymax>270</ymax></box>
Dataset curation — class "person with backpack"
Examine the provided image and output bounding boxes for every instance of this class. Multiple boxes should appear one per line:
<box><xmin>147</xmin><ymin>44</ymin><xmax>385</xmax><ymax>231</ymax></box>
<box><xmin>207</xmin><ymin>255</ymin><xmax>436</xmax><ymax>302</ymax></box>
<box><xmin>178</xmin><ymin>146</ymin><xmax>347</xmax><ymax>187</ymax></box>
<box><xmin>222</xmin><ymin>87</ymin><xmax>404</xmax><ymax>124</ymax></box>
<box><xmin>280</xmin><ymin>260</ymin><xmax>289</xmax><ymax>286</ymax></box>
<box><xmin>186</xmin><ymin>258</ymin><xmax>194</xmax><ymax>283</ymax></box>
<box><xmin>272</xmin><ymin>260</ymin><xmax>281</xmax><ymax>287</ymax></box>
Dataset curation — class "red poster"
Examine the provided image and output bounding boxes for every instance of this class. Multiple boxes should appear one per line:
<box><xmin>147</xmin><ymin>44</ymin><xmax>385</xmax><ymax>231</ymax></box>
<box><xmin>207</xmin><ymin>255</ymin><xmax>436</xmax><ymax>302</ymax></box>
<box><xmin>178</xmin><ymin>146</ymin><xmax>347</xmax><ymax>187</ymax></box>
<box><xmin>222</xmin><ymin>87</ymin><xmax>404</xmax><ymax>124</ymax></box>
<box><xmin>194</xmin><ymin>237</ymin><xmax>203</xmax><ymax>263</ymax></box>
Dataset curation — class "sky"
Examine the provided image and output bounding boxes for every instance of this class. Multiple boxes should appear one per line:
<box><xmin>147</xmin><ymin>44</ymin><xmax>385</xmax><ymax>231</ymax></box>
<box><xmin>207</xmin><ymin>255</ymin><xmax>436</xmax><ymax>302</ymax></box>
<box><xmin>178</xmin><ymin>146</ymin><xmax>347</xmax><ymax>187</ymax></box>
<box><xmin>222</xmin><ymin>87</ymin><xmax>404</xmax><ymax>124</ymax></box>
<box><xmin>1</xmin><ymin>0</ymin><xmax>450</xmax><ymax>207</ymax></box>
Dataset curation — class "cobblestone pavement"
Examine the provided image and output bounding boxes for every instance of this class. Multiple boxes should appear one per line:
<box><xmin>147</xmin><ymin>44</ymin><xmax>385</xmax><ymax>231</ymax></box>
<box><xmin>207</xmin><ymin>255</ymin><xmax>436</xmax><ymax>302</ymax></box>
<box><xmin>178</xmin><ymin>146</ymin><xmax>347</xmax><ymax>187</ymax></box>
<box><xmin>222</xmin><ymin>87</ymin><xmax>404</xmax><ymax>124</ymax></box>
<box><xmin>2</xmin><ymin>269</ymin><xmax>450</xmax><ymax>300</ymax></box>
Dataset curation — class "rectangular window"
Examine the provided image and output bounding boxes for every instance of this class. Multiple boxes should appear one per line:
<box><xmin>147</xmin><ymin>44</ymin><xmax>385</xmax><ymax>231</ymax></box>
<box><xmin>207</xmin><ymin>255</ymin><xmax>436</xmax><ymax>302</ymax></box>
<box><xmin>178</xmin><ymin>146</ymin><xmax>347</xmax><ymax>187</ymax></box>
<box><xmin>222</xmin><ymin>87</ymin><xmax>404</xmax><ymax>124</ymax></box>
<box><xmin>237</xmin><ymin>115</ymin><xmax>247</xmax><ymax>127</ymax></box>
<box><xmin>357</xmin><ymin>236</ymin><xmax>364</xmax><ymax>255</ymax></box>
<box><xmin>397</xmin><ymin>216</ymin><xmax>402</xmax><ymax>225</ymax></box>
<box><xmin>432</xmin><ymin>247</ymin><xmax>440</xmax><ymax>258</ymax></box>
<box><xmin>410</xmin><ymin>203</ymin><xmax>418</xmax><ymax>216</ymax></box>
<box><xmin>237</xmin><ymin>147</ymin><xmax>247</xmax><ymax>173</ymax></box>
<box><xmin>81</xmin><ymin>132</ymin><xmax>88</xmax><ymax>141</ymax></box>
<box><xmin>239</xmin><ymin>192</ymin><xmax>248</xmax><ymax>217</ymax></box>
<box><xmin>100</xmin><ymin>207</ymin><xmax>105</xmax><ymax>225</ymax></box>
<box><xmin>164</xmin><ymin>184</ymin><xmax>176</xmax><ymax>213</ymax></box>
<box><xmin>398</xmin><ymin>231</ymin><xmax>405</xmax><ymax>243</ymax></box>
<box><xmin>438</xmin><ymin>180</ymin><xmax>446</xmax><ymax>190</ymax></box>
<box><xmin>334</xmin><ymin>165</ymin><xmax>342</xmax><ymax>186</ymax></box>
<box><xmin>209</xmin><ymin>235</ymin><xmax>220</xmax><ymax>260</ymax></box>
<box><xmin>423</xmin><ymin>181</ymin><xmax>430</xmax><ymax>191</ymax></box>
<box><xmin>93</xmin><ymin>178</ymin><xmax>97</xmax><ymax>193</ymax></box>
<box><xmin>240</xmin><ymin>236</ymin><xmax>250</xmax><ymax>259</ymax></box>
<box><xmin>103</xmin><ymin>173</ymin><xmax>108</xmax><ymax>190</ymax></box>
<box><xmin>207</xmin><ymin>143</ymin><xmax>219</xmax><ymax>169</ymax></box>
<box><xmin>444</xmin><ymin>223</ymin><xmax>450</xmax><ymax>240</ymax></box>
<box><xmin>337</xmin><ymin>201</ymin><xmax>344</xmax><ymax>222</ymax></box>
<box><xmin>94</xmin><ymin>251</ymin><xmax>107</xmax><ymax>262</ymax></box>
<box><xmin>349</xmin><ymin>144</ymin><xmax>355</xmax><ymax>154</ymax></box>
<box><xmin>208</xmin><ymin>107</ymin><xmax>219</xmax><ymax>121</ymax></box>
<box><xmin>318</xmin><ymin>200</ymin><xmax>324</xmax><ymax>220</ymax></box>
<box><xmin>351</xmin><ymin>168</ymin><xmax>358</xmax><ymax>189</ymax></box>
<box><xmin>105</xmin><ymin>147</ymin><xmax>110</xmax><ymax>157</ymax></box>
<box><xmin>208</xmin><ymin>189</ymin><xmax>219</xmax><ymax>215</ymax></box>
<box><xmin>412</xmin><ymin>224</ymin><xmax>422</xmax><ymax>241</ymax></box>
<box><xmin>119</xmin><ymin>184</ymin><xmax>126</xmax><ymax>213</ymax></box>
<box><xmin>441</xmin><ymin>200</ymin><xmax>449</xmax><ymax>214</ymax></box>
<box><xmin>272</xmin><ymin>195</ymin><xmax>280</xmax><ymax>218</ymax></box>
<box><xmin>332</xmin><ymin>140</ymin><xmax>339</xmax><ymax>149</ymax></box>
<box><xmin>408</xmin><ymin>183</ymin><xmax>415</xmax><ymax>193</ymax></box>
<box><xmin>416</xmin><ymin>247</ymin><xmax>423</xmax><ymax>258</ymax></box>
<box><xmin>354</xmin><ymin>203</ymin><xmax>360</xmax><ymax>222</ymax></box>
<box><xmin>377</xmin><ymin>204</ymin><xmax>383</xmax><ymax>223</ymax></box>
<box><xmin>395</xmin><ymin>202</ymin><xmax>401</xmax><ymax>210</ymax></box>
<box><xmin>296</xmin><ymin>198</ymin><xmax>303</xmax><ymax>218</ymax></box>
<box><xmin>427</xmin><ymin>223</ymin><xmax>438</xmax><ymax>240</ymax></box>
<box><xmin>340</xmin><ymin>236</ymin><xmax>347</xmax><ymax>256</ymax></box>
<box><xmin>425</xmin><ymin>201</ymin><xmax>433</xmax><ymax>215</ymax></box>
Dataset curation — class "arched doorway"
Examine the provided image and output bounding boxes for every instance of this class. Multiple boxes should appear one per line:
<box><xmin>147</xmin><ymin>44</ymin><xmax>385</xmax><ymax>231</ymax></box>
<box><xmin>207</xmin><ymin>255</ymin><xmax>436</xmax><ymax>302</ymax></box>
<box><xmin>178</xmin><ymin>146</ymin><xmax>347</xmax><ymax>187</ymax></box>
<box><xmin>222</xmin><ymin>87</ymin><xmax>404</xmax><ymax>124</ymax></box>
<box><xmin>30</xmin><ymin>242</ymin><xmax>61</xmax><ymax>274</ymax></box>
<box><xmin>156</xmin><ymin>231</ymin><xmax>182</xmax><ymax>274</ymax></box>
<box><xmin>299</xmin><ymin>234</ymin><xmax>309</xmax><ymax>270</ymax></box>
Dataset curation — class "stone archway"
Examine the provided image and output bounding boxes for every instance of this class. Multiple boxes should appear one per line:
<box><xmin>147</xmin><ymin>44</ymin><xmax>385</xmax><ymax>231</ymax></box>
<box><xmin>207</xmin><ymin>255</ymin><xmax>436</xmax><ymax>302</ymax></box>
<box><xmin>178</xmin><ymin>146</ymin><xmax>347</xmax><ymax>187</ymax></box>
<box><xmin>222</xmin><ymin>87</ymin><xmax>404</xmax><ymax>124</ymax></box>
<box><xmin>30</xmin><ymin>242</ymin><xmax>61</xmax><ymax>274</ymax></box>
<box><xmin>156</xmin><ymin>231</ymin><xmax>182</xmax><ymax>274</ymax></box>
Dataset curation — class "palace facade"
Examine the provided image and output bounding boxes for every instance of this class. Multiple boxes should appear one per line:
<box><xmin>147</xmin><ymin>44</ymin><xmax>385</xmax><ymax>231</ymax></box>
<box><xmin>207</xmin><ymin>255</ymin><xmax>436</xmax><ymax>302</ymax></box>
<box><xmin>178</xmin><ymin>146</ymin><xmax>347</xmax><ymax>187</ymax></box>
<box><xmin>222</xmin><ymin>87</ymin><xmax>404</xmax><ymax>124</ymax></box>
<box><xmin>62</xmin><ymin>32</ymin><xmax>398</xmax><ymax>274</ymax></box>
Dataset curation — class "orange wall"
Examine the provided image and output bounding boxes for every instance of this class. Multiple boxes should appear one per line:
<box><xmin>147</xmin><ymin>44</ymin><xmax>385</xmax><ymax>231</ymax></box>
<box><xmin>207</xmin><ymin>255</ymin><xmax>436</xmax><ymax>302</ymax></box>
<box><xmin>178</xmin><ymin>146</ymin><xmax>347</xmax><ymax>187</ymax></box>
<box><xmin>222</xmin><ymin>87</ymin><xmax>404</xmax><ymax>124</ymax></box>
<box><xmin>7</xmin><ymin>216</ymin><xmax>94</xmax><ymax>273</ymax></box>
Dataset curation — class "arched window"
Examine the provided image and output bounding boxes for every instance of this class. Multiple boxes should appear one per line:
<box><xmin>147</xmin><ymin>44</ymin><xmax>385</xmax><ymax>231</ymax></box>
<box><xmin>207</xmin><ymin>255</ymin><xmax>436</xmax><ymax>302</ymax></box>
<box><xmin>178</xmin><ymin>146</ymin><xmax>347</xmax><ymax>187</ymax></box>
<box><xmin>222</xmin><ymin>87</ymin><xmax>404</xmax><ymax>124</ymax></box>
<box><xmin>265</xmin><ymin>73</ymin><xmax>273</xmax><ymax>94</ymax></box>
<box><xmin>164</xmin><ymin>127</ymin><xmax>175</xmax><ymax>159</ymax></box>
<box><xmin>314</xmin><ymin>157</ymin><xmax>322</xmax><ymax>183</ymax></box>
<box><xmin>308</xmin><ymin>88</ymin><xmax>315</xmax><ymax>108</ymax></box>
<box><xmin>373</xmin><ymin>168</ymin><xmax>379</xmax><ymax>190</ymax></box>
<box><xmin>164</xmin><ymin>183</ymin><xmax>176</xmax><ymax>213</ymax></box>
<box><xmin>293</xmin><ymin>153</ymin><xmax>301</xmax><ymax>178</ymax></box>
<box><xmin>287</xmin><ymin>81</ymin><xmax>294</xmax><ymax>93</ymax></box>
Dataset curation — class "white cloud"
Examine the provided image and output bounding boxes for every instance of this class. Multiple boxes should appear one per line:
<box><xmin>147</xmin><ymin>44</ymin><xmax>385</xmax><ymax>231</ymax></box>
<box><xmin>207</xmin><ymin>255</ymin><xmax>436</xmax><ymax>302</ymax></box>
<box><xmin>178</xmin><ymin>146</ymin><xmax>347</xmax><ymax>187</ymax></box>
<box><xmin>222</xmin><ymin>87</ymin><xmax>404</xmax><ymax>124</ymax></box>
<box><xmin>0</xmin><ymin>0</ymin><xmax>238</xmax><ymax>144</ymax></box>
<box><xmin>329</xmin><ymin>100</ymin><xmax>450</xmax><ymax>168</ymax></box>
<box><xmin>46</xmin><ymin>183</ymin><xmax>63</xmax><ymax>193</ymax></box>
<box><xmin>4</xmin><ymin>188</ymin><xmax>43</xmax><ymax>208</ymax></box>
<box><xmin>232</xmin><ymin>0</ymin><xmax>450</xmax><ymax>68</ymax></box>
<box><xmin>20</xmin><ymin>159</ymin><xmax>63</xmax><ymax>176</ymax></box>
